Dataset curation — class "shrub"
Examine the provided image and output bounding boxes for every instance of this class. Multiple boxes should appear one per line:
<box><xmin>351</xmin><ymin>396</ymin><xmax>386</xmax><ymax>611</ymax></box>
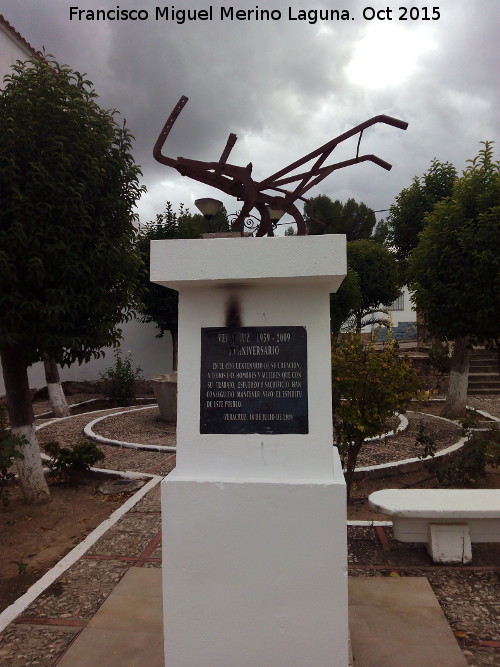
<box><xmin>428</xmin><ymin>413</ymin><xmax>500</xmax><ymax>485</ymax></box>
<box><xmin>0</xmin><ymin>404</ymin><xmax>24</xmax><ymax>506</ymax></box>
<box><xmin>332</xmin><ymin>333</ymin><xmax>421</xmax><ymax>499</ymax></box>
<box><xmin>99</xmin><ymin>349</ymin><xmax>142</xmax><ymax>405</ymax></box>
<box><xmin>427</xmin><ymin>341</ymin><xmax>452</xmax><ymax>376</ymax></box>
<box><xmin>415</xmin><ymin>420</ymin><xmax>437</xmax><ymax>459</ymax></box>
<box><xmin>43</xmin><ymin>440</ymin><xmax>105</xmax><ymax>481</ymax></box>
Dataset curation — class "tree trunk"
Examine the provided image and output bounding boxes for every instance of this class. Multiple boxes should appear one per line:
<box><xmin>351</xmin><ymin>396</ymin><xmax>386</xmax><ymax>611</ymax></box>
<box><xmin>344</xmin><ymin>435</ymin><xmax>364</xmax><ymax>501</ymax></box>
<box><xmin>43</xmin><ymin>355</ymin><xmax>70</xmax><ymax>417</ymax></box>
<box><xmin>354</xmin><ymin>312</ymin><xmax>362</xmax><ymax>335</ymax></box>
<box><xmin>441</xmin><ymin>336</ymin><xmax>471</xmax><ymax>419</ymax></box>
<box><xmin>171</xmin><ymin>329</ymin><xmax>178</xmax><ymax>372</ymax></box>
<box><xmin>1</xmin><ymin>346</ymin><xmax>50</xmax><ymax>503</ymax></box>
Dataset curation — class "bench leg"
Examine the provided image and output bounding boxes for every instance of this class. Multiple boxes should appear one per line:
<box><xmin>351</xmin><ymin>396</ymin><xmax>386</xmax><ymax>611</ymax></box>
<box><xmin>427</xmin><ymin>524</ymin><xmax>472</xmax><ymax>564</ymax></box>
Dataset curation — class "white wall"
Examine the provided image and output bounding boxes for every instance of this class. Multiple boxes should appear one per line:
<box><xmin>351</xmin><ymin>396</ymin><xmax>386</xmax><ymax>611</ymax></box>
<box><xmin>0</xmin><ymin>319</ymin><xmax>173</xmax><ymax>395</ymax></box>
<box><xmin>386</xmin><ymin>285</ymin><xmax>416</xmax><ymax>326</ymax></box>
<box><xmin>0</xmin><ymin>19</ymin><xmax>32</xmax><ymax>86</ymax></box>
<box><xmin>361</xmin><ymin>284</ymin><xmax>416</xmax><ymax>332</ymax></box>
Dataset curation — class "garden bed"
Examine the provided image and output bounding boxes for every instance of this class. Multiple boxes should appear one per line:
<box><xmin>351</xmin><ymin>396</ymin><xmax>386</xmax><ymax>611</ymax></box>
<box><xmin>0</xmin><ymin>474</ymin><xmax>124</xmax><ymax>614</ymax></box>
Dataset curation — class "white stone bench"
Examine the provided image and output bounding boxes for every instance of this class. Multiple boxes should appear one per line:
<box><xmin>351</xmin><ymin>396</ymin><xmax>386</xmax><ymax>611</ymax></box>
<box><xmin>368</xmin><ymin>489</ymin><xmax>500</xmax><ymax>563</ymax></box>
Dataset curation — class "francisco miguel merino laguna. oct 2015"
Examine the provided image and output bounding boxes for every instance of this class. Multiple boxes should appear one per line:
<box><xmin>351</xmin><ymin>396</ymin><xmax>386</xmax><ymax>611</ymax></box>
<box><xmin>69</xmin><ymin>6</ymin><xmax>355</xmax><ymax>24</ymax></box>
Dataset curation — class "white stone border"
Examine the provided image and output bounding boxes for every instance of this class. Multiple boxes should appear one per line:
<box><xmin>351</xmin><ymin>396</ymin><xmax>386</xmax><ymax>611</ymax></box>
<box><xmin>347</xmin><ymin>520</ymin><xmax>392</xmax><ymax>527</ymax></box>
<box><xmin>364</xmin><ymin>413</ymin><xmax>408</xmax><ymax>442</ymax></box>
<box><xmin>354</xmin><ymin>411</ymin><xmax>467</xmax><ymax>475</ymax></box>
<box><xmin>35</xmin><ymin>397</ymin><xmax>102</xmax><ymax>419</ymax></box>
<box><xmin>35</xmin><ymin>404</ymin><xmax>148</xmax><ymax>431</ymax></box>
<box><xmin>0</xmin><ymin>473</ymin><xmax>162</xmax><ymax>634</ymax></box>
<box><xmin>35</xmin><ymin>396</ymin><xmax>155</xmax><ymax>419</ymax></box>
<box><xmin>84</xmin><ymin>405</ymin><xmax>177</xmax><ymax>452</ymax></box>
<box><xmin>352</xmin><ymin>400</ymin><xmax>500</xmax><ymax>475</ymax></box>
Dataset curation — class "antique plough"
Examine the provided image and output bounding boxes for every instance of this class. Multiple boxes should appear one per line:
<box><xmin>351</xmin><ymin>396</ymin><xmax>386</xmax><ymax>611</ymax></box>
<box><xmin>153</xmin><ymin>96</ymin><xmax>408</xmax><ymax>236</ymax></box>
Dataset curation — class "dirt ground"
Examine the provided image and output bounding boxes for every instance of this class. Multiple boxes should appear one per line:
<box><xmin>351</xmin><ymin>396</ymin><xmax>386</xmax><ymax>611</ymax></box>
<box><xmin>0</xmin><ymin>474</ymin><xmax>124</xmax><ymax>613</ymax></box>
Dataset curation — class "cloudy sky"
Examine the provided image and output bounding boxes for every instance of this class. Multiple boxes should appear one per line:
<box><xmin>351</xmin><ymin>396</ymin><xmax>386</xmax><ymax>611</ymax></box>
<box><xmin>2</xmin><ymin>0</ymin><xmax>498</xmax><ymax>231</ymax></box>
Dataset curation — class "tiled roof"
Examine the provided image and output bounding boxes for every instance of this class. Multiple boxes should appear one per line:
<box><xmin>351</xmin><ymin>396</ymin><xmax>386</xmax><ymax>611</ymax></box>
<box><xmin>0</xmin><ymin>14</ymin><xmax>38</xmax><ymax>57</ymax></box>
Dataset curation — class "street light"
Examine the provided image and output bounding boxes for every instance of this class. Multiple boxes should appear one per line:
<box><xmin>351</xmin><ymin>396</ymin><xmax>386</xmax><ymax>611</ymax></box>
<box><xmin>196</xmin><ymin>198</ymin><xmax>287</xmax><ymax>236</ymax></box>
<box><xmin>268</xmin><ymin>208</ymin><xmax>285</xmax><ymax>225</ymax></box>
<box><xmin>195</xmin><ymin>198</ymin><xmax>223</xmax><ymax>221</ymax></box>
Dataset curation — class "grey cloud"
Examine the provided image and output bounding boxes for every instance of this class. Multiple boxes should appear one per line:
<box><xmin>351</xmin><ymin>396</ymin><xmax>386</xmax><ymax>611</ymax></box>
<box><xmin>2</xmin><ymin>0</ymin><xmax>498</xmax><ymax>224</ymax></box>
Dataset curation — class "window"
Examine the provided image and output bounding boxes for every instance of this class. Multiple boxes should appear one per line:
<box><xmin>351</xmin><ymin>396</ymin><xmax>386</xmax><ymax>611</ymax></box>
<box><xmin>388</xmin><ymin>292</ymin><xmax>404</xmax><ymax>311</ymax></box>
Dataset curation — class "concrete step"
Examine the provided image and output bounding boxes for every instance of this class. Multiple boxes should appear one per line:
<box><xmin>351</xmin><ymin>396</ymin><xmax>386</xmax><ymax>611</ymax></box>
<box><xmin>467</xmin><ymin>370</ymin><xmax>500</xmax><ymax>394</ymax></box>
<box><xmin>470</xmin><ymin>358</ymin><xmax>497</xmax><ymax>366</ymax></box>
<box><xmin>469</xmin><ymin>363</ymin><xmax>498</xmax><ymax>373</ymax></box>
<box><xmin>468</xmin><ymin>387</ymin><xmax>500</xmax><ymax>394</ymax></box>
<box><xmin>349</xmin><ymin>577</ymin><xmax>467</xmax><ymax>666</ymax></box>
<box><xmin>468</xmin><ymin>373</ymin><xmax>500</xmax><ymax>381</ymax></box>
<box><xmin>468</xmin><ymin>380</ymin><xmax>500</xmax><ymax>392</ymax></box>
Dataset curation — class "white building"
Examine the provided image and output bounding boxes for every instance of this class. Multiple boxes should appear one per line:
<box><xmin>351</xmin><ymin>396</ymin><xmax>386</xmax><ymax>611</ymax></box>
<box><xmin>0</xmin><ymin>15</ymin><xmax>173</xmax><ymax>395</ymax></box>
<box><xmin>362</xmin><ymin>285</ymin><xmax>417</xmax><ymax>342</ymax></box>
<box><xmin>0</xmin><ymin>14</ymin><xmax>37</xmax><ymax>82</ymax></box>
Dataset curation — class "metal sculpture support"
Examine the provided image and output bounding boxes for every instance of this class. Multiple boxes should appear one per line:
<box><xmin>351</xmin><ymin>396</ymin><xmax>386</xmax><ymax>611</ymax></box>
<box><xmin>153</xmin><ymin>96</ymin><xmax>408</xmax><ymax>236</ymax></box>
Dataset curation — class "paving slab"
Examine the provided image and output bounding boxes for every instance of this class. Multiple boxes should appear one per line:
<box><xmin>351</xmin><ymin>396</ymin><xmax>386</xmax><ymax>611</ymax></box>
<box><xmin>349</xmin><ymin>577</ymin><xmax>467</xmax><ymax>666</ymax></box>
<box><xmin>57</xmin><ymin>568</ymin><xmax>163</xmax><ymax>667</ymax></box>
<box><xmin>55</xmin><ymin>569</ymin><xmax>468</xmax><ymax>667</ymax></box>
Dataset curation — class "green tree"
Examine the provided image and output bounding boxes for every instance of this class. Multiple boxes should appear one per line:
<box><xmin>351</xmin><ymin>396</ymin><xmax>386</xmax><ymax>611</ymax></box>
<box><xmin>332</xmin><ymin>333</ymin><xmax>421</xmax><ymax>499</ymax></box>
<box><xmin>136</xmin><ymin>202</ymin><xmax>230</xmax><ymax>370</ymax></box>
<box><xmin>305</xmin><ymin>195</ymin><xmax>376</xmax><ymax>239</ymax></box>
<box><xmin>0</xmin><ymin>55</ymin><xmax>144</xmax><ymax>503</ymax></box>
<box><xmin>329</xmin><ymin>269</ymin><xmax>362</xmax><ymax>337</ymax></box>
<box><xmin>371</xmin><ymin>218</ymin><xmax>391</xmax><ymax>246</ymax></box>
<box><xmin>408</xmin><ymin>142</ymin><xmax>500</xmax><ymax>418</ymax></box>
<box><xmin>388</xmin><ymin>159</ymin><xmax>457</xmax><ymax>274</ymax></box>
<box><xmin>346</xmin><ymin>239</ymin><xmax>401</xmax><ymax>331</ymax></box>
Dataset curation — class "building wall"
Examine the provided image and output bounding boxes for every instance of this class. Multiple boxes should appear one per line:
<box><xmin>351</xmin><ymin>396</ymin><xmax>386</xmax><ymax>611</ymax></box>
<box><xmin>362</xmin><ymin>285</ymin><xmax>417</xmax><ymax>341</ymax></box>
<box><xmin>0</xmin><ymin>319</ymin><xmax>173</xmax><ymax>395</ymax></box>
<box><xmin>0</xmin><ymin>19</ymin><xmax>33</xmax><ymax>85</ymax></box>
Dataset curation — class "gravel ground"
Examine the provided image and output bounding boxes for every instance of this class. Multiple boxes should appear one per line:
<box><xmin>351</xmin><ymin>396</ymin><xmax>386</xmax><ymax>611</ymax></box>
<box><xmin>356</xmin><ymin>410</ymin><xmax>462</xmax><ymax>467</ymax></box>
<box><xmin>90</xmin><ymin>405</ymin><xmax>176</xmax><ymax>448</ymax></box>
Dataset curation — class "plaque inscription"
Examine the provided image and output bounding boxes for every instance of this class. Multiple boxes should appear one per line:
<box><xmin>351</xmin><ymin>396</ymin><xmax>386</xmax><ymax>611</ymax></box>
<box><xmin>200</xmin><ymin>326</ymin><xmax>308</xmax><ymax>434</ymax></box>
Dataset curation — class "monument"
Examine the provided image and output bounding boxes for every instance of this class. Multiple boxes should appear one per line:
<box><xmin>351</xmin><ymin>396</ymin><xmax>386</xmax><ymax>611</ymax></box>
<box><xmin>151</xmin><ymin>97</ymin><xmax>408</xmax><ymax>666</ymax></box>
<box><xmin>151</xmin><ymin>235</ymin><xmax>347</xmax><ymax>666</ymax></box>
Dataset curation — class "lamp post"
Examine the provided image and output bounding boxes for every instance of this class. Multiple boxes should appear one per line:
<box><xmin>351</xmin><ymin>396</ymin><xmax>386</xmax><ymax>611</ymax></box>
<box><xmin>195</xmin><ymin>198</ymin><xmax>286</xmax><ymax>236</ymax></box>
<box><xmin>194</xmin><ymin>198</ymin><xmax>223</xmax><ymax>221</ymax></box>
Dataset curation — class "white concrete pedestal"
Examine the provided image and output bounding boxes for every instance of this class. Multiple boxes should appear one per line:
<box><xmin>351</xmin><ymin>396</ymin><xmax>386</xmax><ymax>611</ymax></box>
<box><xmin>151</xmin><ymin>236</ymin><xmax>348</xmax><ymax>666</ymax></box>
<box><xmin>162</xmin><ymin>458</ymin><xmax>347</xmax><ymax>666</ymax></box>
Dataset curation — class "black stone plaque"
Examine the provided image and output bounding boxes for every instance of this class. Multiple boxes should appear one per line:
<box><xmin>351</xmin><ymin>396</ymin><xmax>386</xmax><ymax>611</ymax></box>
<box><xmin>200</xmin><ymin>326</ymin><xmax>308</xmax><ymax>434</ymax></box>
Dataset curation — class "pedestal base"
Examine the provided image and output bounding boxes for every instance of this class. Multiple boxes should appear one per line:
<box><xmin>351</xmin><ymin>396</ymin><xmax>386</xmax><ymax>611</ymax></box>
<box><xmin>161</xmin><ymin>458</ymin><xmax>348</xmax><ymax>667</ymax></box>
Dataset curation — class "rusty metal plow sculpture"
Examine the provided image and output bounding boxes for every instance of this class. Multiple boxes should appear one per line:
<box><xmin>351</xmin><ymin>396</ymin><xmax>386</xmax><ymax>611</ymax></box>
<box><xmin>153</xmin><ymin>96</ymin><xmax>408</xmax><ymax>236</ymax></box>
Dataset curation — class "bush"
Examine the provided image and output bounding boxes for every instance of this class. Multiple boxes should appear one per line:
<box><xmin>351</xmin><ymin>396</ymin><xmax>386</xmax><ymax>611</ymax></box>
<box><xmin>429</xmin><ymin>414</ymin><xmax>500</xmax><ymax>485</ymax></box>
<box><xmin>427</xmin><ymin>341</ymin><xmax>452</xmax><ymax>375</ymax></box>
<box><xmin>0</xmin><ymin>404</ymin><xmax>24</xmax><ymax>506</ymax></box>
<box><xmin>43</xmin><ymin>440</ymin><xmax>105</xmax><ymax>481</ymax></box>
<box><xmin>332</xmin><ymin>333</ymin><xmax>421</xmax><ymax>499</ymax></box>
<box><xmin>99</xmin><ymin>349</ymin><xmax>142</xmax><ymax>405</ymax></box>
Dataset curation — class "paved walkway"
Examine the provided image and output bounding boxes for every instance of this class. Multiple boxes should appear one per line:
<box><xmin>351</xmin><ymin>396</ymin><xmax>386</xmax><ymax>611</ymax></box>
<box><xmin>0</xmin><ymin>401</ymin><xmax>498</xmax><ymax>666</ymax></box>
<box><xmin>55</xmin><ymin>568</ymin><xmax>471</xmax><ymax>667</ymax></box>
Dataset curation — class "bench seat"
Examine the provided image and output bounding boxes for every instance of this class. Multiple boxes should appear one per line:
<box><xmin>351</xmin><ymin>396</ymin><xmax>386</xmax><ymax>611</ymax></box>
<box><xmin>369</xmin><ymin>489</ymin><xmax>500</xmax><ymax>563</ymax></box>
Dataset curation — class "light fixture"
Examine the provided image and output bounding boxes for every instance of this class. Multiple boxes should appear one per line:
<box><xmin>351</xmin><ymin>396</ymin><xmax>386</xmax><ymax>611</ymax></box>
<box><xmin>195</xmin><ymin>198</ymin><xmax>223</xmax><ymax>221</ymax></box>
<box><xmin>267</xmin><ymin>208</ymin><xmax>285</xmax><ymax>226</ymax></box>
